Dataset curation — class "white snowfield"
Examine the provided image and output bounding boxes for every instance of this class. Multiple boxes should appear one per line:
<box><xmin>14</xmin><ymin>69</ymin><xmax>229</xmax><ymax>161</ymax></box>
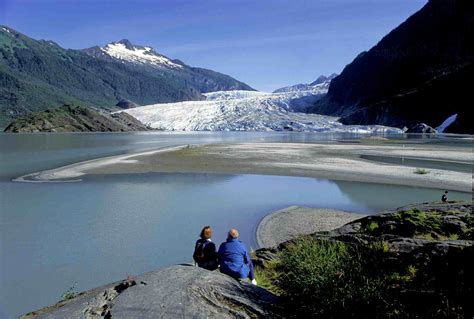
<box><xmin>120</xmin><ymin>84</ymin><xmax>402</xmax><ymax>133</ymax></box>
<box><xmin>101</xmin><ymin>42</ymin><xmax>183</xmax><ymax>69</ymax></box>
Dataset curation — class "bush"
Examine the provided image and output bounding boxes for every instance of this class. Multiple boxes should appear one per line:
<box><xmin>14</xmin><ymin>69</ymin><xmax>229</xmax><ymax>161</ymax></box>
<box><xmin>60</xmin><ymin>282</ymin><xmax>78</xmax><ymax>301</ymax></box>
<box><xmin>414</xmin><ymin>168</ymin><xmax>430</xmax><ymax>174</ymax></box>
<box><xmin>276</xmin><ymin>238</ymin><xmax>384</xmax><ymax>317</ymax></box>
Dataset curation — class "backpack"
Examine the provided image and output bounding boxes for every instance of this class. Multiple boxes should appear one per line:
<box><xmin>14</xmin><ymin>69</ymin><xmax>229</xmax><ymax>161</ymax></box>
<box><xmin>193</xmin><ymin>240</ymin><xmax>208</xmax><ymax>264</ymax></box>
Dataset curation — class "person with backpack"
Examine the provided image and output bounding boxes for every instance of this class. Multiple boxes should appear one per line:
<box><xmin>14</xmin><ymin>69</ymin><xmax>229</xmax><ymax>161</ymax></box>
<box><xmin>193</xmin><ymin>226</ymin><xmax>219</xmax><ymax>270</ymax></box>
<box><xmin>218</xmin><ymin>229</ymin><xmax>257</xmax><ymax>286</ymax></box>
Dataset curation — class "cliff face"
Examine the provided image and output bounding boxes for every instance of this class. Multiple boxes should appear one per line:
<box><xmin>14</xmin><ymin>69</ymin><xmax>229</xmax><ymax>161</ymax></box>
<box><xmin>308</xmin><ymin>0</ymin><xmax>474</xmax><ymax>133</ymax></box>
<box><xmin>3</xmin><ymin>105</ymin><xmax>151</xmax><ymax>132</ymax></box>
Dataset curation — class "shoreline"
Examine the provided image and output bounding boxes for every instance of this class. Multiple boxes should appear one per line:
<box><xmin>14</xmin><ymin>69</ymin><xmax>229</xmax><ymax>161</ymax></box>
<box><xmin>256</xmin><ymin>206</ymin><xmax>366</xmax><ymax>248</ymax></box>
<box><xmin>13</xmin><ymin>142</ymin><xmax>472</xmax><ymax>192</ymax></box>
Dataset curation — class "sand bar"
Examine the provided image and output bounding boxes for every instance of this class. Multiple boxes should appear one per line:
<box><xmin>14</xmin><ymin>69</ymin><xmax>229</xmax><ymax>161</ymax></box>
<box><xmin>14</xmin><ymin>142</ymin><xmax>472</xmax><ymax>192</ymax></box>
<box><xmin>256</xmin><ymin>206</ymin><xmax>366</xmax><ymax>248</ymax></box>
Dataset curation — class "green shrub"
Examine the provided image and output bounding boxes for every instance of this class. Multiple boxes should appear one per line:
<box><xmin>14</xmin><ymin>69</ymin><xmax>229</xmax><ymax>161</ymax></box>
<box><xmin>414</xmin><ymin>168</ymin><xmax>430</xmax><ymax>174</ymax></box>
<box><xmin>253</xmin><ymin>261</ymin><xmax>283</xmax><ymax>295</ymax></box>
<box><xmin>367</xmin><ymin>221</ymin><xmax>379</xmax><ymax>233</ymax></box>
<box><xmin>60</xmin><ymin>282</ymin><xmax>78</xmax><ymax>301</ymax></box>
<box><xmin>371</xmin><ymin>240</ymin><xmax>390</xmax><ymax>253</ymax></box>
<box><xmin>276</xmin><ymin>238</ymin><xmax>383</xmax><ymax>317</ymax></box>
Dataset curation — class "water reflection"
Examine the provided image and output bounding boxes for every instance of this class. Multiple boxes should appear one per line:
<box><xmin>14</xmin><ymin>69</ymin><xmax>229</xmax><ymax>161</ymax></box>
<box><xmin>333</xmin><ymin>180</ymin><xmax>469</xmax><ymax>212</ymax></box>
<box><xmin>1</xmin><ymin>171</ymin><xmax>471</xmax><ymax>317</ymax></box>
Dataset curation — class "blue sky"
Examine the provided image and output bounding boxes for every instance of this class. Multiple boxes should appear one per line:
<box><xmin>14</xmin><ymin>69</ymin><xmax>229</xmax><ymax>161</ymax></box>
<box><xmin>1</xmin><ymin>0</ymin><xmax>427</xmax><ymax>91</ymax></box>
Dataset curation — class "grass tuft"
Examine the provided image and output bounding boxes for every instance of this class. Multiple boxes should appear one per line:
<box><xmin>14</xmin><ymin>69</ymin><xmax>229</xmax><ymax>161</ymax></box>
<box><xmin>414</xmin><ymin>167</ymin><xmax>430</xmax><ymax>174</ymax></box>
<box><xmin>60</xmin><ymin>282</ymin><xmax>78</xmax><ymax>301</ymax></box>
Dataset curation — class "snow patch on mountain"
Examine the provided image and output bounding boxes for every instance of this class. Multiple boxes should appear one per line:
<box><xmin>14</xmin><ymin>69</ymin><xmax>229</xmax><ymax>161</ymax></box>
<box><xmin>273</xmin><ymin>73</ymin><xmax>338</xmax><ymax>93</ymax></box>
<box><xmin>101</xmin><ymin>41</ymin><xmax>182</xmax><ymax>69</ymax></box>
<box><xmin>120</xmin><ymin>88</ymin><xmax>401</xmax><ymax>133</ymax></box>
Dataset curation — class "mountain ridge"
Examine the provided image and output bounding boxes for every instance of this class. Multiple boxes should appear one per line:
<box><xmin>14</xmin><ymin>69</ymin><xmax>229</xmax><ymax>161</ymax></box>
<box><xmin>0</xmin><ymin>26</ymin><xmax>254</xmax><ymax>128</ymax></box>
<box><xmin>273</xmin><ymin>73</ymin><xmax>337</xmax><ymax>93</ymax></box>
<box><xmin>306</xmin><ymin>0</ymin><xmax>473</xmax><ymax>134</ymax></box>
<box><xmin>3</xmin><ymin>104</ymin><xmax>152</xmax><ymax>133</ymax></box>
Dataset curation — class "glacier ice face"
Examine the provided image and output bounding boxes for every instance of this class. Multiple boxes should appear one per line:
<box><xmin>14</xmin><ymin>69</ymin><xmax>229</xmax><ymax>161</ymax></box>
<box><xmin>120</xmin><ymin>87</ymin><xmax>402</xmax><ymax>133</ymax></box>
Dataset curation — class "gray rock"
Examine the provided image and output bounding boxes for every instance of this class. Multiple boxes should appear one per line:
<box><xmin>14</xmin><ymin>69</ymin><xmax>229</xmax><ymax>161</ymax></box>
<box><xmin>116</xmin><ymin>99</ymin><xmax>139</xmax><ymax>109</ymax></box>
<box><xmin>24</xmin><ymin>265</ymin><xmax>277</xmax><ymax>319</ymax></box>
<box><xmin>442</xmin><ymin>215</ymin><xmax>467</xmax><ymax>234</ymax></box>
<box><xmin>407</xmin><ymin>123</ymin><xmax>438</xmax><ymax>134</ymax></box>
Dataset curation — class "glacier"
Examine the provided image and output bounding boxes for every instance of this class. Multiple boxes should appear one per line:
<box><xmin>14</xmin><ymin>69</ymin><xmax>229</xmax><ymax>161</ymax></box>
<box><xmin>119</xmin><ymin>84</ymin><xmax>402</xmax><ymax>133</ymax></box>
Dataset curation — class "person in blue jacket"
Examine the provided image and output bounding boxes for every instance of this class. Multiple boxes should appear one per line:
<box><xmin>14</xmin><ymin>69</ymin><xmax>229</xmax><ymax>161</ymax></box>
<box><xmin>218</xmin><ymin>229</ymin><xmax>257</xmax><ymax>285</ymax></box>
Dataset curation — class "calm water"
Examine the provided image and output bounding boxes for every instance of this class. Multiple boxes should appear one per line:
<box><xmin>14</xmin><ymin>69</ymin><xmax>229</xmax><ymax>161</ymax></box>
<box><xmin>360</xmin><ymin>154</ymin><xmax>473</xmax><ymax>173</ymax></box>
<box><xmin>0</xmin><ymin>132</ymin><xmax>471</xmax><ymax>317</ymax></box>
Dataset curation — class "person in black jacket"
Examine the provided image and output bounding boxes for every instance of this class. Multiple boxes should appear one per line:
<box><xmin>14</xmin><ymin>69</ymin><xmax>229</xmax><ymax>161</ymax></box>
<box><xmin>441</xmin><ymin>191</ymin><xmax>448</xmax><ymax>202</ymax></box>
<box><xmin>193</xmin><ymin>226</ymin><xmax>219</xmax><ymax>270</ymax></box>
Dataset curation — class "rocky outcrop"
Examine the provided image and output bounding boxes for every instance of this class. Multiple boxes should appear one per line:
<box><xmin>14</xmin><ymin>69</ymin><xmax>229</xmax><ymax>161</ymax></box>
<box><xmin>115</xmin><ymin>99</ymin><xmax>139</xmax><ymax>109</ymax></box>
<box><xmin>308</xmin><ymin>0</ymin><xmax>474</xmax><ymax>134</ymax></box>
<box><xmin>22</xmin><ymin>265</ymin><xmax>277</xmax><ymax>319</ymax></box>
<box><xmin>3</xmin><ymin>104</ymin><xmax>152</xmax><ymax>132</ymax></box>
<box><xmin>406</xmin><ymin>123</ymin><xmax>437</xmax><ymax>134</ymax></box>
<box><xmin>22</xmin><ymin>202</ymin><xmax>472</xmax><ymax>318</ymax></box>
<box><xmin>253</xmin><ymin>201</ymin><xmax>473</xmax><ymax>317</ymax></box>
<box><xmin>256</xmin><ymin>202</ymin><xmax>472</xmax><ymax>260</ymax></box>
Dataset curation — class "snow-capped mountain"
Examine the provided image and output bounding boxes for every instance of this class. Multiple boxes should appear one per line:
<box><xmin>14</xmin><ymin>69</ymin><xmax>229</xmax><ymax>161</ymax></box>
<box><xmin>273</xmin><ymin>73</ymin><xmax>338</xmax><ymax>93</ymax></box>
<box><xmin>82</xmin><ymin>39</ymin><xmax>254</xmax><ymax>93</ymax></box>
<box><xmin>86</xmin><ymin>39</ymin><xmax>183</xmax><ymax>69</ymax></box>
<box><xmin>0</xmin><ymin>27</ymin><xmax>255</xmax><ymax>127</ymax></box>
<box><xmin>120</xmin><ymin>87</ymin><xmax>401</xmax><ymax>133</ymax></box>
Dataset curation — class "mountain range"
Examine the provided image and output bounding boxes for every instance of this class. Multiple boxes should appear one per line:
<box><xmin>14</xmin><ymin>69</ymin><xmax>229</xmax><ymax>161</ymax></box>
<box><xmin>273</xmin><ymin>73</ymin><xmax>337</xmax><ymax>93</ymax></box>
<box><xmin>307</xmin><ymin>0</ymin><xmax>473</xmax><ymax>134</ymax></box>
<box><xmin>2</xmin><ymin>0</ymin><xmax>473</xmax><ymax>134</ymax></box>
<box><xmin>0</xmin><ymin>26</ymin><xmax>253</xmax><ymax>128</ymax></box>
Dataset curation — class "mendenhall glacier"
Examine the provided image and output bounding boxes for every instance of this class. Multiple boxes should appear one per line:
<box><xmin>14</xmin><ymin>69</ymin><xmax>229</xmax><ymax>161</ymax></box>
<box><xmin>119</xmin><ymin>80</ymin><xmax>402</xmax><ymax>133</ymax></box>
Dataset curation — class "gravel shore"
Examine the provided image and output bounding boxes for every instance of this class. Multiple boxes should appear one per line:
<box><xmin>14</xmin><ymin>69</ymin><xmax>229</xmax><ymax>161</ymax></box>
<box><xmin>256</xmin><ymin>206</ymin><xmax>366</xmax><ymax>248</ymax></box>
<box><xmin>14</xmin><ymin>141</ymin><xmax>472</xmax><ymax>192</ymax></box>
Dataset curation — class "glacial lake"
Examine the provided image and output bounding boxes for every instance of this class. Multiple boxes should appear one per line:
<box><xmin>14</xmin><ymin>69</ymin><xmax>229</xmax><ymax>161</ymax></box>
<box><xmin>0</xmin><ymin>132</ymin><xmax>472</xmax><ymax>317</ymax></box>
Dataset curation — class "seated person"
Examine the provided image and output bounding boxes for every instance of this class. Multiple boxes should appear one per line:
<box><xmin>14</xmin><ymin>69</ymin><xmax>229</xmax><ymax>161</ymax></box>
<box><xmin>441</xmin><ymin>191</ymin><xmax>448</xmax><ymax>202</ymax></box>
<box><xmin>218</xmin><ymin>229</ymin><xmax>257</xmax><ymax>285</ymax></box>
<box><xmin>193</xmin><ymin>226</ymin><xmax>219</xmax><ymax>270</ymax></box>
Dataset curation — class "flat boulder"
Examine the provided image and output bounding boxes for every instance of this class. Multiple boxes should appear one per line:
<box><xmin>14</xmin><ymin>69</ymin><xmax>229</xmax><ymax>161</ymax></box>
<box><xmin>24</xmin><ymin>265</ymin><xmax>277</xmax><ymax>319</ymax></box>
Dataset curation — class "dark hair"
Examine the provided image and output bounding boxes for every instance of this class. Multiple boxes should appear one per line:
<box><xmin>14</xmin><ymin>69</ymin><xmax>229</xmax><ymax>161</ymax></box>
<box><xmin>200</xmin><ymin>226</ymin><xmax>212</xmax><ymax>239</ymax></box>
<box><xmin>445</xmin><ymin>191</ymin><xmax>449</xmax><ymax>193</ymax></box>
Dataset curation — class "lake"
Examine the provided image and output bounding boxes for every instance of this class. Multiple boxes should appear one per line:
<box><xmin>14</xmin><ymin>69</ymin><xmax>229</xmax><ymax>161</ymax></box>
<box><xmin>0</xmin><ymin>132</ymin><xmax>471</xmax><ymax>317</ymax></box>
